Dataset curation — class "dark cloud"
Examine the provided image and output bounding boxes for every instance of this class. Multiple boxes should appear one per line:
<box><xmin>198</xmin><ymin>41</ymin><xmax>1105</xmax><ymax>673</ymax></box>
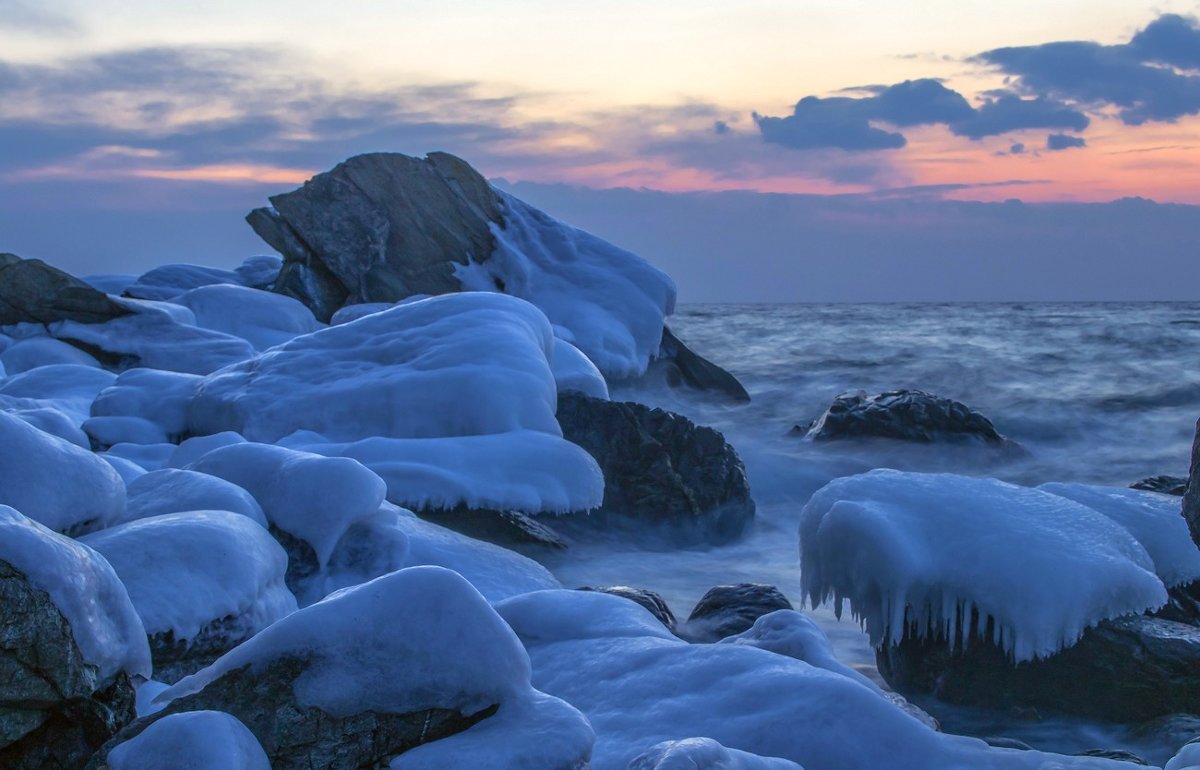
<box><xmin>713</xmin><ymin>120</ymin><xmax>730</xmax><ymax>134</ymax></box>
<box><xmin>1046</xmin><ymin>133</ymin><xmax>1087</xmax><ymax>151</ymax></box>
<box><xmin>977</xmin><ymin>14</ymin><xmax>1200</xmax><ymax>125</ymax></box>
<box><xmin>869</xmin><ymin>79</ymin><xmax>974</xmax><ymax>126</ymax></box>
<box><xmin>950</xmin><ymin>94</ymin><xmax>1089</xmax><ymax>139</ymax></box>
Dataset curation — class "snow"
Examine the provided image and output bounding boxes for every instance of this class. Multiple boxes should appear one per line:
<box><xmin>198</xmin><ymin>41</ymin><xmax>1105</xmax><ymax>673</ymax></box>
<box><xmin>719</xmin><ymin>610</ymin><xmax>878</xmax><ymax>692</ymax></box>
<box><xmin>91</xmin><ymin>368</ymin><xmax>203</xmax><ymax>441</ymax></box>
<box><xmin>234</xmin><ymin>255</ymin><xmax>282</xmax><ymax>288</ymax></box>
<box><xmin>161</xmin><ymin>566</ymin><xmax>531</xmax><ymax>718</ymax></box>
<box><xmin>103</xmin><ymin>454</ymin><xmax>149</xmax><ymax>484</ymax></box>
<box><xmin>0</xmin><ymin>336</ymin><xmax>101</xmax><ymax>373</ymax></box>
<box><xmin>1040</xmin><ymin>482</ymin><xmax>1200</xmax><ymax>588</ymax></box>
<box><xmin>1167</xmin><ymin>743</ymin><xmax>1200</xmax><ymax>770</ymax></box>
<box><xmin>81</xmin><ymin>510</ymin><xmax>295</xmax><ymax>643</ymax></box>
<box><xmin>0</xmin><ymin>505</ymin><xmax>151</xmax><ymax>683</ymax></box>
<box><xmin>124</xmin><ymin>263</ymin><xmax>244</xmax><ymax>301</ymax></box>
<box><xmin>281</xmin><ymin>430</ymin><xmax>604</xmax><ymax>514</ymax></box>
<box><xmin>83</xmin><ymin>272</ymin><xmax>137</xmax><ymax>294</ymax></box>
<box><xmin>496</xmin><ymin>588</ymin><xmax>1128</xmax><ymax>770</ymax></box>
<box><xmin>455</xmin><ymin>190</ymin><xmax>676</xmax><ymax>380</ymax></box>
<box><xmin>552</xmin><ymin>336</ymin><xmax>609</xmax><ymax>398</ymax></box>
<box><xmin>175</xmin><ymin>283</ymin><xmax>322</xmax><ymax>351</ymax></box>
<box><xmin>186</xmin><ymin>442</ymin><xmax>386</xmax><ymax>566</ymax></box>
<box><xmin>122</xmin><ymin>468</ymin><xmax>267</xmax><ymax>528</ymax></box>
<box><xmin>166</xmin><ymin>431</ymin><xmax>246</xmax><ymax>469</ymax></box>
<box><xmin>0</xmin><ymin>362</ymin><xmax>115</xmax><ymax>426</ymax></box>
<box><xmin>189</xmin><ymin>291</ymin><xmax>564</xmax><ymax>443</ymax></box>
<box><xmin>0</xmin><ymin>409</ymin><xmax>126</xmax><ymax>534</ymax></box>
<box><xmin>84</xmin><ymin>416</ymin><xmax>169</xmax><ymax>448</ymax></box>
<box><xmin>330</xmin><ymin>302</ymin><xmax>396</xmax><ymax>325</ymax></box>
<box><xmin>104</xmin><ymin>442</ymin><xmax>175</xmax><ymax>472</ymax></box>
<box><xmin>0</xmin><ymin>400</ymin><xmax>90</xmax><ymax>446</ymax></box>
<box><xmin>799</xmin><ymin>470</ymin><xmax>1168</xmax><ymax>662</ymax></box>
<box><xmin>497</xmin><ymin>589</ymin><xmax>677</xmax><ymax>645</ymax></box>
<box><xmin>107</xmin><ymin>710</ymin><xmax>270</xmax><ymax>770</ymax></box>
<box><xmin>628</xmin><ymin>738</ymin><xmax>803</xmax><ymax>770</ymax></box>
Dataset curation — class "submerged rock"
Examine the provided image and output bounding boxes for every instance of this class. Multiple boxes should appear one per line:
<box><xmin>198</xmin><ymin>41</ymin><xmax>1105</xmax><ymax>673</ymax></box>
<box><xmin>679</xmin><ymin>583</ymin><xmax>793</xmax><ymax>642</ymax></box>
<box><xmin>553</xmin><ymin>392</ymin><xmax>755</xmax><ymax>544</ymax></box>
<box><xmin>416</xmin><ymin>505</ymin><xmax>568</xmax><ymax>551</ymax></box>
<box><xmin>796</xmin><ymin>389</ymin><xmax>1019</xmax><ymax>448</ymax></box>
<box><xmin>0</xmin><ymin>253</ymin><xmax>129</xmax><ymax>326</ymax></box>
<box><xmin>1131</xmin><ymin>475</ymin><xmax>1189</xmax><ymax>496</ymax></box>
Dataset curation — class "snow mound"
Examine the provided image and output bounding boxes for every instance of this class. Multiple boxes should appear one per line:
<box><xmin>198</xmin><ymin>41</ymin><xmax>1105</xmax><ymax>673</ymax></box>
<box><xmin>83</xmin><ymin>416</ymin><xmax>169</xmax><ymax>448</ymax></box>
<box><xmin>0</xmin><ymin>399</ymin><xmax>90</xmax><ymax>446</ymax></box>
<box><xmin>282</xmin><ymin>430</ymin><xmax>603</xmax><ymax>514</ymax></box>
<box><xmin>187</xmin><ymin>442</ymin><xmax>386</xmax><ymax>566</ymax></box>
<box><xmin>175</xmin><ymin>284</ymin><xmax>322</xmax><ymax>351</ymax></box>
<box><xmin>107</xmin><ymin>710</ymin><xmax>270</xmax><ymax>770</ymax></box>
<box><xmin>0</xmin><ymin>362</ymin><xmax>115</xmax><ymax>426</ymax></box>
<box><xmin>161</xmin><ymin>566</ymin><xmax>530</xmax><ymax>718</ymax></box>
<box><xmin>1</xmin><ymin>336</ymin><xmax>101</xmax><ymax>374</ymax></box>
<box><xmin>456</xmin><ymin>190</ymin><xmax>675</xmax><ymax>379</ymax></box>
<box><xmin>0</xmin><ymin>409</ymin><xmax>125</xmax><ymax>534</ymax></box>
<box><xmin>552</xmin><ymin>337</ymin><xmax>609</xmax><ymax>399</ymax></box>
<box><xmin>1040</xmin><ymin>482</ymin><xmax>1200</xmax><ymax>588</ymax></box>
<box><xmin>719</xmin><ymin>610</ymin><xmax>877</xmax><ymax>691</ymax></box>
<box><xmin>91</xmin><ymin>368</ymin><xmax>203</xmax><ymax>441</ymax></box>
<box><xmin>122</xmin><ymin>468</ymin><xmax>267</xmax><ymax>527</ymax></box>
<box><xmin>189</xmin><ymin>291</ymin><xmax>563</xmax><ymax>442</ymax></box>
<box><xmin>0</xmin><ymin>505</ymin><xmax>150</xmax><ymax>683</ymax></box>
<box><xmin>103</xmin><ymin>454</ymin><xmax>148</xmax><ymax>484</ymax></box>
<box><xmin>799</xmin><ymin>470</ymin><xmax>1167</xmax><ymax>662</ymax></box>
<box><xmin>81</xmin><ymin>510</ymin><xmax>295</xmax><ymax>642</ymax></box>
<box><xmin>629</xmin><ymin>738</ymin><xmax>803</xmax><ymax>770</ymax></box>
<box><xmin>497</xmin><ymin>589</ymin><xmax>677</xmax><ymax>644</ymax></box>
<box><xmin>104</xmin><ymin>442</ymin><xmax>175</xmax><ymax>473</ymax></box>
<box><xmin>166</xmin><ymin>431</ymin><xmax>246</xmax><ymax>469</ymax></box>
<box><xmin>234</xmin><ymin>255</ymin><xmax>282</xmax><ymax>288</ymax></box>
<box><xmin>124</xmin><ymin>263</ymin><xmax>244</xmax><ymax>301</ymax></box>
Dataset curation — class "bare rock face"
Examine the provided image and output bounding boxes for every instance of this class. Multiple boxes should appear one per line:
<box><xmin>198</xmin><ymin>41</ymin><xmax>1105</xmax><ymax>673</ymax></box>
<box><xmin>0</xmin><ymin>253</ymin><xmax>129</xmax><ymax>326</ymax></box>
<box><xmin>248</xmin><ymin>152</ymin><xmax>502</xmax><ymax>322</ymax></box>
<box><xmin>0</xmin><ymin>560</ymin><xmax>136</xmax><ymax>770</ymax></box>
<box><xmin>1183</xmin><ymin>418</ymin><xmax>1200</xmax><ymax>549</ymax></box>
<box><xmin>679</xmin><ymin>583</ymin><xmax>793</xmax><ymax>643</ymax></box>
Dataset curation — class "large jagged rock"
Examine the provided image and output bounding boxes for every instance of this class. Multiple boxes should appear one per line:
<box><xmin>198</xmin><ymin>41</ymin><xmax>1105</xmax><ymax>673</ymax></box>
<box><xmin>248</xmin><ymin>152</ymin><xmax>502</xmax><ymax>322</ymax></box>
<box><xmin>553</xmin><ymin>392</ymin><xmax>755</xmax><ymax>544</ymax></box>
<box><xmin>0</xmin><ymin>560</ymin><xmax>137</xmax><ymax>769</ymax></box>
<box><xmin>651</xmin><ymin>326</ymin><xmax>750</xmax><ymax>403</ymax></box>
<box><xmin>0</xmin><ymin>253</ymin><xmax>129</xmax><ymax>326</ymax></box>
<box><xmin>877</xmin><ymin>612</ymin><xmax>1200</xmax><ymax>722</ymax></box>
<box><xmin>795</xmin><ymin>389</ymin><xmax>1020</xmax><ymax>449</ymax></box>
<box><xmin>1183</xmin><ymin>418</ymin><xmax>1200</xmax><ymax>549</ymax></box>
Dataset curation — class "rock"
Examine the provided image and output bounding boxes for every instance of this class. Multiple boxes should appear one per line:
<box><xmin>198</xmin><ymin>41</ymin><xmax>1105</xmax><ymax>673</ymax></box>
<box><xmin>1131</xmin><ymin>475</ymin><xmax>1189</xmax><ymax>496</ymax></box>
<box><xmin>1183</xmin><ymin>418</ymin><xmax>1200</xmax><ymax>549</ymax></box>
<box><xmin>249</xmin><ymin>152</ymin><xmax>502</xmax><ymax>322</ymax></box>
<box><xmin>0</xmin><ymin>560</ymin><xmax>137</xmax><ymax>769</ymax></box>
<box><xmin>796</xmin><ymin>389</ymin><xmax>1020</xmax><ymax>448</ymax></box>
<box><xmin>877</xmin><ymin>612</ymin><xmax>1200</xmax><ymax>722</ymax></box>
<box><xmin>651</xmin><ymin>326</ymin><xmax>750</xmax><ymax>403</ymax></box>
<box><xmin>679</xmin><ymin>584</ymin><xmax>793</xmax><ymax>642</ymax></box>
<box><xmin>1155</xmin><ymin>580</ymin><xmax>1200</xmax><ymax>625</ymax></box>
<box><xmin>577</xmin><ymin>585</ymin><xmax>677</xmax><ymax>629</ymax></box>
<box><xmin>416</xmin><ymin>505</ymin><xmax>568</xmax><ymax>550</ymax></box>
<box><xmin>983</xmin><ymin>737</ymin><xmax>1034</xmax><ymax>751</ymax></box>
<box><xmin>1130</xmin><ymin>713</ymin><xmax>1200</xmax><ymax>747</ymax></box>
<box><xmin>553</xmin><ymin>391</ymin><xmax>755</xmax><ymax>544</ymax></box>
<box><xmin>1075</xmin><ymin>749</ymin><xmax>1149</xmax><ymax>765</ymax></box>
<box><xmin>0</xmin><ymin>253</ymin><xmax>129</xmax><ymax>326</ymax></box>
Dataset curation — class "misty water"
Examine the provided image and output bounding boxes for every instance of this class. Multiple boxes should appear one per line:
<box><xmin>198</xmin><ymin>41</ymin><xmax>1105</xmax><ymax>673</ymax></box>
<box><xmin>545</xmin><ymin>301</ymin><xmax>1200</xmax><ymax>765</ymax></box>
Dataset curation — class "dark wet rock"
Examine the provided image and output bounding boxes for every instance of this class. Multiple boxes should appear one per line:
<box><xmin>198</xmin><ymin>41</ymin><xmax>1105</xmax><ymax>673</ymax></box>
<box><xmin>148</xmin><ymin>617</ymin><xmax>254</xmax><ymax>685</ymax></box>
<box><xmin>1076</xmin><ymin>749</ymin><xmax>1149</xmax><ymax>765</ymax></box>
<box><xmin>270</xmin><ymin>524</ymin><xmax>320</xmax><ymax>598</ymax></box>
<box><xmin>553</xmin><ymin>392</ymin><xmax>755</xmax><ymax>545</ymax></box>
<box><xmin>88</xmin><ymin>655</ymin><xmax>496</xmax><ymax>770</ymax></box>
<box><xmin>878</xmin><ymin>613</ymin><xmax>1200</xmax><ymax>722</ymax></box>
<box><xmin>983</xmin><ymin>736</ymin><xmax>1034</xmax><ymax>751</ymax></box>
<box><xmin>0</xmin><ymin>253</ymin><xmax>129</xmax><ymax>326</ymax></box>
<box><xmin>651</xmin><ymin>326</ymin><xmax>750</xmax><ymax>403</ymax></box>
<box><xmin>1130</xmin><ymin>713</ymin><xmax>1200</xmax><ymax>746</ymax></box>
<box><xmin>416</xmin><ymin>505</ymin><xmax>567</xmax><ymax>550</ymax></box>
<box><xmin>248</xmin><ymin>152</ymin><xmax>502</xmax><ymax>322</ymax></box>
<box><xmin>577</xmin><ymin>586</ymin><xmax>676</xmax><ymax>629</ymax></box>
<box><xmin>680</xmin><ymin>583</ymin><xmax>793</xmax><ymax>643</ymax></box>
<box><xmin>1183</xmin><ymin>418</ymin><xmax>1200</xmax><ymax>550</ymax></box>
<box><xmin>0</xmin><ymin>560</ymin><xmax>136</xmax><ymax>769</ymax></box>
<box><xmin>1154</xmin><ymin>580</ymin><xmax>1200</xmax><ymax>625</ymax></box>
<box><xmin>1130</xmin><ymin>475</ymin><xmax>1189</xmax><ymax>496</ymax></box>
<box><xmin>795</xmin><ymin>389</ymin><xmax>1020</xmax><ymax>449</ymax></box>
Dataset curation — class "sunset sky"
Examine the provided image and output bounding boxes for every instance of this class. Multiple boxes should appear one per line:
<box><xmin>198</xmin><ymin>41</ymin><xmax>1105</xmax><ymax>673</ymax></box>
<box><xmin>2</xmin><ymin>1</ymin><xmax>1199</xmax><ymax>298</ymax></box>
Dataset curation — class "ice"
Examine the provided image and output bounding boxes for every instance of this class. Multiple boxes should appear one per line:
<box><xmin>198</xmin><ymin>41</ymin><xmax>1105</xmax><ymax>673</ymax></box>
<box><xmin>0</xmin><ymin>400</ymin><xmax>90</xmax><ymax>446</ymax></box>
<box><xmin>84</xmin><ymin>416</ymin><xmax>169</xmax><ymax>448</ymax></box>
<box><xmin>0</xmin><ymin>409</ymin><xmax>125</xmax><ymax>534</ymax></box>
<box><xmin>165</xmin><ymin>431</ymin><xmax>247</xmax><ymax>468</ymax></box>
<box><xmin>121</xmin><ymin>468</ymin><xmax>267</xmax><ymax>528</ymax></box>
<box><xmin>0</xmin><ymin>506</ymin><xmax>151</xmax><ymax>683</ymax></box>
<box><xmin>1</xmin><ymin>336</ymin><xmax>102</xmax><ymax>374</ymax></box>
<box><xmin>497</xmin><ymin>589</ymin><xmax>677</xmax><ymax>644</ymax></box>
<box><xmin>81</xmin><ymin>510</ymin><xmax>295</xmax><ymax>643</ymax></box>
<box><xmin>107</xmin><ymin>710</ymin><xmax>270</xmax><ymax>770</ymax></box>
<box><xmin>104</xmin><ymin>442</ymin><xmax>175</xmax><ymax>472</ymax></box>
<box><xmin>456</xmin><ymin>190</ymin><xmax>676</xmax><ymax>379</ymax></box>
<box><xmin>1040</xmin><ymin>482</ymin><xmax>1200</xmax><ymax>588</ymax></box>
<box><xmin>552</xmin><ymin>336</ymin><xmax>610</xmax><ymax>398</ymax></box>
<box><xmin>91</xmin><ymin>368</ymin><xmax>203</xmax><ymax>442</ymax></box>
<box><xmin>628</xmin><ymin>738</ymin><xmax>804</xmax><ymax>770</ymax></box>
<box><xmin>160</xmin><ymin>566</ymin><xmax>531</xmax><ymax>718</ymax></box>
<box><xmin>719</xmin><ymin>610</ymin><xmax>878</xmax><ymax>691</ymax></box>
<box><xmin>175</xmin><ymin>284</ymin><xmax>322</xmax><ymax>351</ymax></box>
<box><xmin>234</xmin><ymin>255</ymin><xmax>282</xmax><ymax>288</ymax></box>
<box><xmin>1167</xmin><ymin>743</ymin><xmax>1200</xmax><ymax>770</ymax></box>
<box><xmin>330</xmin><ymin>302</ymin><xmax>397</xmax><ymax>325</ymax></box>
<box><xmin>124</xmin><ymin>263</ymin><xmax>244</xmax><ymax>301</ymax></box>
<box><xmin>83</xmin><ymin>272</ymin><xmax>137</xmax><ymax>294</ymax></box>
<box><xmin>103</xmin><ymin>454</ymin><xmax>148</xmax><ymax>484</ymax></box>
<box><xmin>799</xmin><ymin>470</ymin><xmax>1168</xmax><ymax>662</ymax></box>
<box><xmin>495</xmin><ymin>588</ymin><xmax>1128</xmax><ymax>770</ymax></box>
<box><xmin>281</xmin><ymin>430</ymin><xmax>604</xmax><ymax>514</ymax></box>
<box><xmin>189</xmin><ymin>292</ymin><xmax>564</xmax><ymax>442</ymax></box>
<box><xmin>0</xmin><ymin>363</ymin><xmax>115</xmax><ymax>426</ymax></box>
<box><xmin>187</xmin><ymin>442</ymin><xmax>386</xmax><ymax>566</ymax></box>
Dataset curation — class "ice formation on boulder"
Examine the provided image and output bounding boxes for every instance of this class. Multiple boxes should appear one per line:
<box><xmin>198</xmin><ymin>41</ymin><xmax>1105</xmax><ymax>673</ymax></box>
<box><xmin>106</xmin><ymin>710</ymin><xmax>270</xmax><ymax>770</ymax></box>
<box><xmin>121</xmin><ymin>468</ymin><xmax>267</xmax><ymax>527</ymax></box>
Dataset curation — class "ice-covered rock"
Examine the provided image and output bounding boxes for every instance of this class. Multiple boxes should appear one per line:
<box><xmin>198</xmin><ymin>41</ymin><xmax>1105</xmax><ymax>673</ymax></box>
<box><xmin>165</xmin><ymin>431</ymin><xmax>245</xmax><ymax>468</ymax></box>
<box><xmin>0</xmin><ymin>362</ymin><xmax>115</xmax><ymax>426</ymax></box>
<box><xmin>0</xmin><ymin>252</ymin><xmax>129</xmax><ymax>325</ymax></box>
<box><xmin>81</xmin><ymin>511</ymin><xmax>295</xmax><ymax>682</ymax></box>
<box><xmin>0</xmin><ymin>410</ymin><xmax>126</xmax><ymax>534</ymax></box>
<box><xmin>0</xmin><ymin>336</ymin><xmax>101</xmax><ymax>374</ymax></box>
<box><xmin>577</xmin><ymin>586</ymin><xmax>678</xmax><ymax>630</ymax></box>
<box><xmin>554</xmin><ymin>391</ymin><xmax>754</xmax><ymax>544</ymax></box>
<box><xmin>799</xmin><ymin>470</ymin><xmax>1167</xmax><ymax>662</ymax></box>
<box><xmin>91</xmin><ymin>368</ymin><xmax>202</xmax><ymax>441</ymax></box>
<box><xmin>628</xmin><ymin>738</ymin><xmax>803</xmax><ymax>770</ymax></box>
<box><xmin>121</xmin><ymin>468</ymin><xmax>267</xmax><ymax>527</ymax></box>
<box><xmin>83</xmin><ymin>416</ymin><xmax>169</xmax><ymax>449</ymax></box>
<box><xmin>83</xmin><ymin>273</ymin><xmax>137</xmax><ymax>294</ymax></box>
<box><xmin>234</xmin><ymin>255</ymin><xmax>282</xmax><ymax>289</ymax></box>
<box><xmin>413</xmin><ymin>504</ymin><xmax>569</xmax><ymax>550</ymax></box>
<box><xmin>1131</xmin><ymin>475</ymin><xmax>1189</xmax><ymax>496</ymax></box>
<box><xmin>103</xmin><ymin>442</ymin><xmax>175</xmax><ymax>473</ymax></box>
<box><xmin>123</xmin><ymin>263</ymin><xmax>243</xmax><ymax>301</ymax></box>
<box><xmin>797</xmin><ymin>390</ymin><xmax>1019</xmax><ymax>449</ymax></box>
<box><xmin>174</xmin><ymin>283</ymin><xmax>321</xmax><ymax>351</ymax></box>
<box><xmin>553</xmin><ymin>336</ymin><xmax>610</xmax><ymax>399</ymax></box>
<box><xmin>104</xmin><ymin>711</ymin><xmax>269</xmax><ymax>770</ymax></box>
<box><xmin>680</xmin><ymin>584</ymin><xmax>794</xmax><ymax>643</ymax></box>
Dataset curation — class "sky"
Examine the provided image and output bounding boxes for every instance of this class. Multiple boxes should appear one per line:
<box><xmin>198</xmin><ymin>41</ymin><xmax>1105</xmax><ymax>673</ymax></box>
<box><xmin>1</xmin><ymin>1</ymin><xmax>1199</xmax><ymax>300</ymax></box>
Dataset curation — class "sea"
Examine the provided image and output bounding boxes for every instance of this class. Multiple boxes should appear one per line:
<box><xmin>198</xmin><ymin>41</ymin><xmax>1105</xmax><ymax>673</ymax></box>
<box><xmin>545</xmin><ymin>301</ymin><xmax>1200</xmax><ymax>766</ymax></box>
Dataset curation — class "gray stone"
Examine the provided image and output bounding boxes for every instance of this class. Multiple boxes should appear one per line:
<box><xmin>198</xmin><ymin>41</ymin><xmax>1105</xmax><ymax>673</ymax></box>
<box><xmin>577</xmin><ymin>586</ymin><xmax>676</xmax><ymax>630</ymax></box>
<box><xmin>680</xmin><ymin>584</ymin><xmax>793</xmax><ymax>642</ymax></box>
<box><xmin>553</xmin><ymin>392</ymin><xmax>755</xmax><ymax>545</ymax></box>
<box><xmin>416</xmin><ymin>505</ymin><xmax>567</xmax><ymax>551</ymax></box>
<box><xmin>248</xmin><ymin>152</ymin><xmax>502</xmax><ymax>322</ymax></box>
<box><xmin>88</xmin><ymin>656</ymin><xmax>496</xmax><ymax>770</ymax></box>
<box><xmin>0</xmin><ymin>253</ymin><xmax>129</xmax><ymax>326</ymax></box>
<box><xmin>652</xmin><ymin>326</ymin><xmax>750</xmax><ymax>403</ymax></box>
<box><xmin>1130</xmin><ymin>475</ymin><xmax>1189</xmax><ymax>496</ymax></box>
<box><xmin>1075</xmin><ymin>749</ymin><xmax>1149</xmax><ymax>765</ymax></box>
<box><xmin>1183</xmin><ymin>418</ymin><xmax>1200</xmax><ymax>549</ymax></box>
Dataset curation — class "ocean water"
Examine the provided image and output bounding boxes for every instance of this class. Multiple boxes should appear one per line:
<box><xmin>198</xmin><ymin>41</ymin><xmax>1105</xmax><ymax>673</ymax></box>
<box><xmin>545</xmin><ymin>301</ymin><xmax>1200</xmax><ymax>765</ymax></box>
